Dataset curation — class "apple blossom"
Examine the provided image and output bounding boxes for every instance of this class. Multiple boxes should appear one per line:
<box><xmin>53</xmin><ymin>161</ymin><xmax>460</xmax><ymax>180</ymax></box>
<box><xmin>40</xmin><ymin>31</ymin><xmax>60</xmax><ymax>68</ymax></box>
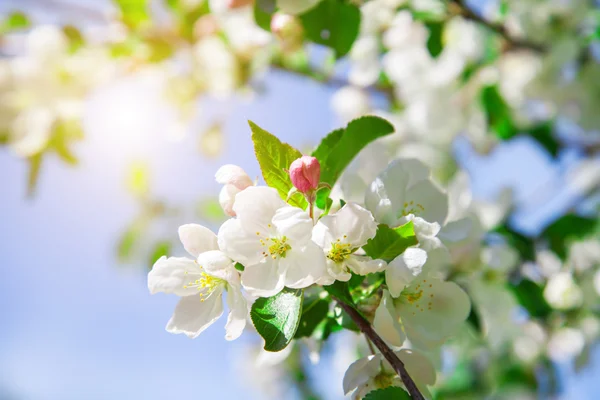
<box><xmin>312</xmin><ymin>202</ymin><xmax>385</xmax><ymax>282</ymax></box>
<box><xmin>218</xmin><ymin>186</ymin><xmax>328</xmax><ymax>297</ymax></box>
<box><xmin>289</xmin><ymin>155</ymin><xmax>320</xmax><ymax>194</ymax></box>
<box><xmin>343</xmin><ymin>349</ymin><xmax>436</xmax><ymax>399</ymax></box>
<box><xmin>215</xmin><ymin>164</ymin><xmax>254</xmax><ymax>216</ymax></box>
<box><xmin>148</xmin><ymin>224</ymin><xmax>247</xmax><ymax>340</ymax></box>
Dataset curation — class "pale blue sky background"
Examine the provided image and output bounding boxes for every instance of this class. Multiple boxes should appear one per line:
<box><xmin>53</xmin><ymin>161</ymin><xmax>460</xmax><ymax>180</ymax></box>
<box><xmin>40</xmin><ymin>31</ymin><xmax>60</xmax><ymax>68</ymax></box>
<box><xmin>0</xmin><ymin>1</ymin><xmax>599</xmax><ymax>399</ymax></box>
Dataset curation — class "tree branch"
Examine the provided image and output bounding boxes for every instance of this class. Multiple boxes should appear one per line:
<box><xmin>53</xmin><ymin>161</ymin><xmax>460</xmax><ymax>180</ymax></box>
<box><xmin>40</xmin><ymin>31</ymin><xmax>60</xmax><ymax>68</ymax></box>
<box><xmin>335</xmin><ymin>299</ymin><xmax>425</xmax><ymax>400</ymax></box>
<box><xmin>449</xmin><ymin>0</ymin><xmax>547</xmax><ymax>53</ymax></box>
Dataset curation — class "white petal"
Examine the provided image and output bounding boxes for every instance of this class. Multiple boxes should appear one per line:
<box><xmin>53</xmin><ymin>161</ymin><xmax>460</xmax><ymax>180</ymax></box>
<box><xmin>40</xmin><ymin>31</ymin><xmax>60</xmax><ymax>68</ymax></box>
<box><xmin>178</xmin><ymin>224</ymin><xmax>218</xmax><ymax>258</ymax></box>
<box><xmin>346</xmin><ymin>255</ymin><xmax>386</xmax><ymax>275</ymax></box>
<box><xmin>272</xmin><ymin>206</ymin><xmax>313</xmax><ymax>246</ymax></box>
<box><xmin>404</xmin><ymin>180</ymin><xmax>448</xmax><ymax>225</ymax></box>
<box><xmin>324</xmin><ymin>259</ymin><xmax>352</xmax><ymax>282</ymax></box>
<box><xmin>219</xmin><ymin>184</ymin><xmax>241</xmax><ymax>217</ymax></box>
<box><xmin>401</xmin><ymin>278</ymin><xmax>471</xmax><ymax>342</ymax></box>
<box><xmin>311</xmin><ymin>219</ymin><xmax>337</xmax><ymax>249</ymax></box>
<box><xmin>386</xmin><ymin>248</ymin><xmax>427</xmax><ymax>297</ymax></box>
<box><xmin>365</xmin><ymin>177</ymin><xmax>400</xmax><ymax>226</ymax></box>
<box><xmin>396</xmin><ymin>349</ymin><xmax>436</xmax><ymax>387</ymax></box>
<box><xmin>233</xmin><ymin>186</ymin><xmax>285</xmax><ymax>231</ymax></box>
<box><xmin>148</xmin><ymin>256</ymin><xmax>199</xmax><ymax>296</ymax></box>
<box><xmin>215</xmin><ymin>164</ymin><xmax>253</xmax><ymax>190</ymax></box>
<box><xmin>218</xmin><ymin>218</ymin><xmax>264</xmax><ymax>266</ymax></box>
<box><xmin>276</xmin><ymin>0</ymin><xmax>321</xmax><ymax>15</ymax></box>
<box><xmin>241</xmin><ymin>258</ymin><xmax>285</xmax><ymax>297</ymax></box>
<box><xmin>283</xmin><ymin>242</ymin><xmax>328</xmax><ymax>289</ymax></box>
<box><xmin>438</xmin><ymin>217</ymin><xmax>472</xmax><ymax>243</ymax></box>
<box><xmin>321</xmin><ymin>203</ymin><xmax>378</xmax><ymax>247</ymax></box>
<box><xmin>196</xmin><ymin>250</ymin><xmax>237</xmax><ymax>283</ymax></box>
<box><xmin>224</xmin><ymin>285</ymin><xmax>247</xmax><ymax>341</ymax></box>
<box><xmin>374</xmin><ymin>290</ymin><xmax>406</xmax><ymax>347</ymax></box>
<box><xmin>342</xmin><ymin>354</ymin><xmax>382</xmax><ymax>395</ymax></box>
<box><xmin>166</xmin><ymin>289</ymin><xmax>224</xmax><ymax>338</ymax></box>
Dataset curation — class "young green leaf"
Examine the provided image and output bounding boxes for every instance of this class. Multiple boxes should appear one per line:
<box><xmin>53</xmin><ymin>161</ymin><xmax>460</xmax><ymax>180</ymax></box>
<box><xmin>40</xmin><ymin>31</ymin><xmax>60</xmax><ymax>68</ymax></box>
<box><xmin>249</xmin><ymin>121</ymin><xmax>307</xmax><ymax>209</ymax></box>
<box><xmin>251</xmin><ymin>288</ymin><xmax>304</xmax><ymax>352</ymax></box>
<box><xmin>300</xmin><ymin>0</ymin><xmax>361</xmax><ymax>59</ymax></box>
<box><xmin>323</xmin><ymin>280</ymin><xmax>354</xmax><ymax>306</ymax></box>
<box><xmin>425</xmin><ymin>21</ymin><xmax>444</xmax><ymax>58</ymax></box>
<box><xmin>0</xmin><ymin>11</ymin><xmax>30</xmax><ymax>34</ymax></box>
<box><xmin>480</xmin><ymin>85</ymin><xmax>517</xmax><ymax>140</ymax></box>
<box><xmin>312</xmin><ymin>116</ymin><xmax>394</xmax><ymax>208</ymax></box>
<box><xmin>148</xmin><ymin>241</ymin><xmax>171</xmax><ymax>266</ymax></box>
<box><xmin>294</xmin><ymin>289</ymin><xmax>329</xmax><ymax>338</ymax></box>
<box><xmin>364</xmin><ymin>387</ymin><xmax>411</xmax><ymax>400</ymax></box>
<box><xmin>363</xmin><ymin>222</ymin><xmax>418</xmax><ymax>262</ymax></box>
<box><xmin>254</xmin><ymin>0</ymin><xmax>276</xmax><ymax>31</ymax></box>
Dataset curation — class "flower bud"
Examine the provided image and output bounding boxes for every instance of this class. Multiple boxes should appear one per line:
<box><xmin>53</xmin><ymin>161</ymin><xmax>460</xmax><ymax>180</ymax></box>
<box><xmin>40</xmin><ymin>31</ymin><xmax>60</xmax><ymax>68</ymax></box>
<box><xmin>215</xmin><ymin>164</ymin><xmax>253</xmax><ymax>216</ymax></box>
<box><xmin>289</xmin><ymin>156</ymin><xmax>320</xmax><ymax>194</ymax></box>
<box><xmin>270</xmin><ymin>13</ymin><xmax>304</xmax><ymax>52</ymax></box>
<box><xmin>227</xmin><ymin>0</ymin><xmax>253</xmax><ymax>9</ymax></box>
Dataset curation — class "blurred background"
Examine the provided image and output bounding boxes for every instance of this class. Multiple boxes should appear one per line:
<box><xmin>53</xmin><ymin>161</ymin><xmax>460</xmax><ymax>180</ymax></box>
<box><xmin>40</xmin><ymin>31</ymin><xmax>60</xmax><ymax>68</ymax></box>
<box><xmin>0</xmin><ymin>0</ymin><xmax>599</xmax><ymax>399</ymax></box>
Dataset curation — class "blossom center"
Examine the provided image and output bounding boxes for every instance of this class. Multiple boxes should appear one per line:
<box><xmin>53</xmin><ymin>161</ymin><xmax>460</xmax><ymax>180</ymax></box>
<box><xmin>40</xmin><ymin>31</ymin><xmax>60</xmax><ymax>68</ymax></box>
<box><xmin>400</xmin><ymin>280</ymin><xmax>435</xmax><ymax>315</ymax></box>
<box><xmin>400</xmin><ymin>200</ymin><xmax>425</xmax><ymax>217</ymax></box>
<box><xmin>184</xmin><ymin>270</ymin><xmax>224</xmax><ymax>302</ymax></box>
<box><xmin>327</xmin><ymin>240</ymin><xmax>353</xmax><ymax>263</ymax></box>
<box><xmin>262</xmin><ymin>236</ymin><xmax>291</xmax><ymax>259</ymax></box>
<box><xmin>374</xmin><ymin>372</ymin><xmax>395</xmax><ymax>389</ymax></box>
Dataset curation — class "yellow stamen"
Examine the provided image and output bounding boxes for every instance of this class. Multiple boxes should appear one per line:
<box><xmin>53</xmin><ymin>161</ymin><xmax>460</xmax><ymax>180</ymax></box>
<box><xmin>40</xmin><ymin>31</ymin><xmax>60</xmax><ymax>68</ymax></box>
<box><xmin>327</xmin><ymin>241</ymin><xmax>353</xmax><ymax>263</ymax></box>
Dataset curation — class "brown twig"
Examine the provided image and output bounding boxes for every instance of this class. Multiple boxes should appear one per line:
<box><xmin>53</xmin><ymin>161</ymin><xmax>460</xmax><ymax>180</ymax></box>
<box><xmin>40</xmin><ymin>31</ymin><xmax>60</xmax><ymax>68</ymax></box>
<box><xmin>335</xmin><ymin>299</ymin><xmax>425</xmax><ymax>400</ymax></box>
<box><xmin>449</xmin><ymin>0</ymin><xmax>548</xmax><ymax>53</ymax></box>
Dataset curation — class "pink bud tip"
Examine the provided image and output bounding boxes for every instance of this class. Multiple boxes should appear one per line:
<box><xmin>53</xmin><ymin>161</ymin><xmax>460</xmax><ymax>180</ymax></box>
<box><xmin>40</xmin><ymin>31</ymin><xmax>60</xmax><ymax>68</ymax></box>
<box><xmin>289</xmin><ymin>156</ymin><xmax>320</xmax><ymax>194</ymax></box>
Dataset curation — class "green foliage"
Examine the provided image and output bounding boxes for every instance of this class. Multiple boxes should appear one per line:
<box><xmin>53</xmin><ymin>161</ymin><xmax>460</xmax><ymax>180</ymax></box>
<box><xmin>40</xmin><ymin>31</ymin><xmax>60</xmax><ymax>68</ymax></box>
<box><xmin>114</xmin><ymin>0</ymin><xmax>150</xmax><ymax>29</ymax></box>
<box><xmin>312</xmin><ymin>116</ymin><xmax>395</xmax><ymax>208</ymax></box>
<box><xmin>542</xmin><ymin>214</ymin><xmax>599</xmax><ymax>259</ymax></box>
<box><xmin>149</xmin><ymin>241</ymin><xmax>171</xmax><ymax>266</ymax></box>
<box><xmin>294</xmin><ymin>289</ymin><xmax>329</xmax><ymax>338</ymax></box>
<box><xmin>363</xmin><ymin>222</ymin><xmax>418</xmax><ymax>262</ymax></box>
<box><xmin>300</xmin><ymin>0</ymin><xmax>361</xmax><ymax>58</ymax></box>
<box><xmin>254</xmin><ymin>0</ymin><xmax>276</xmax><ymax>31</ymax></box>
<box><xmin>494</xmin><ymin>223</ymin><xmax>535</xmax><ymax>261</ymax></box>
<box><xmin>425</xmin><ymin>21</ymin><xmax>444</xmax><ymax>58</ymax></box>
<box><xmin>249</xmin><ymin>120</ymin><xmax>307</xmax><ymax>209</ymax></box>
<box><xmin>0</xmin><ymin>11</ymin><xmax>30</xmax><ymax>35</ymax></box>
<box><xmin>63</xmin><ymin>25</ymin><xmax>85</xmax><ymax>54</ymax></box>
<box><xmin>117</xmin><ymin>226</ymin><xmax>140</xmax><ymax>262</ymax></box>
<box><xmin>509</xmin><ymin>279</ymin><xmax>552</xmax><ymax>318</ymax></box>
<box><xmin>323</xmin><ymin>280</ymin><xmax>354</xmax><ymax>306</ymax></box>
<box><xmin>251</xmin><ymin>288</ymin><xmax>304</xmax><ymax>352</ymax></box>
<box><xmin>481</xmin><ymin>85</ymin><xmax>516</xmax><ymax>140</ymax></box>
<box><xmin>364</xmin><ymin>387</ymin><xmax>411</xmax><ymax>400</ymax></box>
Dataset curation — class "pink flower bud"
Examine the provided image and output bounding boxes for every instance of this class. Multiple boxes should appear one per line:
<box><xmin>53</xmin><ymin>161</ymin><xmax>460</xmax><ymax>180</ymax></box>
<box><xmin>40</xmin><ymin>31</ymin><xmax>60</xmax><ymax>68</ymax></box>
<box><xmin>289</xmin><ymin>156</ymin><xmax>320</xmax><ymax>194</ymax></box>
<box><xmin>215</xmin><ymin>164</ymin><xmax>253</xmax><ymax>216</ymax></box>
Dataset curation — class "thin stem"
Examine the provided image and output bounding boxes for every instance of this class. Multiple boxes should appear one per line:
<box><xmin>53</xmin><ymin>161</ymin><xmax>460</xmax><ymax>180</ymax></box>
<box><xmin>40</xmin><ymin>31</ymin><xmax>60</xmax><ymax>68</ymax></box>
<box><xmin>334</xmin><ymin>298</ymin><xmax>425</xmax><ymax>400</ymax></box>
<box><xmin>365</xmin><ymin>336</ymin><xmax>377</xmax><ymax>355</ymax></box>
<box><xmin>449</xmin><ymin>0</ymin><xmax>547</xmax><ymax>53</ymax></box>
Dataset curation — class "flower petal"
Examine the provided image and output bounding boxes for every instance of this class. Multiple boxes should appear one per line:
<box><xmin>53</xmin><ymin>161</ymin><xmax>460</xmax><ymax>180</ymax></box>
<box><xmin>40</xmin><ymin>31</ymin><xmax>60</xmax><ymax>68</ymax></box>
<box><xmin>241</xmin><ymin>258</ymin><xmax>285</xmax><ymax>297</ymax></box>
<box><xmin>197</xmin><ymin>250</ymin><xmax>237</xmax><ymax>283</ymax></box>
<box><xmin>386</xmin><ymin>248</ymin><xmax>427</xmax><ymax>297</ymax></box>
<box><xmin>178</xmin><ymin>224</ymin><xmax>218</xmax><ymax>258</ymax></box>
<box><xmin>311</xmin><ymin>219</ymin><xmax>337</xmax><ymax>249</ymax></box>
<box><xmin>224</xmin><ymin>285</ymin><xmax>247</xmax><ymax>341</ymax></box>
<box><xmin>283</xmin><ymin>241</ymin><xmax>328</xmax><ymax>289</ymax></box>
<box><xmin>272</xmin><ymin>206</ymin><xmax>313</xmax><ymax>246</ymax></box>
<box><xmin>215</xmin><ymin>164</ymin><xmax>253</xmax><ymax>190</ymax></box>
<box><xmin>148</xmin><ymin>256</ymin><xmax>200</xmax><ymax>296</ymax></box>
<box><xmin>374</xmin><ymin>290</ymin><xmax>406</xmax><ymax>347</ymax></box>
<box><xmin>396</xmin><ymin>348</ymin><xmax>436</xmax><ymax>387</ymax></box>
<box><xmin>233</xmin><ymin>186</ymin><xmax>285</xmax><ymax>231</ymax></box>
<box><xmin>342</xmin><ymin>354</ymin><xmax>382</xmax><ymax>395</ymax></box>
<box><xmin>166</xmin><ymin>289</ymin><xmax>224</xmax><ymax>339</ymax></box>
<box><xmin>218</xmin><ymin>218</ymin><xmax>264</xmax><ymax>266</ymax></box>
<box><xmin>321</xmin><ymin>203</ymin><xmax>378</xmax><ymax>247</ymax></box>
<box><xmin>219</xmin><ymin>184</ymin><xmax>241</xmax><ymax>217</ymax></box>
<box><xmin>404</xmin><ymin>180</ymin><xmax>448</xmax><ymax>225</ymax></box>
<box><xmin>346</xmin><ymin>254</ymin><xmax>386</xmax><ymax>276</ymax></box>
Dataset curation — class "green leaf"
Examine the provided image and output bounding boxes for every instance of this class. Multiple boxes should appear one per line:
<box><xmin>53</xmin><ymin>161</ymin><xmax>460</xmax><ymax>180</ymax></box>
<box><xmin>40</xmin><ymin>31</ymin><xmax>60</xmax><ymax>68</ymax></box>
<box><xmin>363</xmin><ymin>222</ymin><xmax>418</xmax><ymax>262</ymax></box>
<box><xmin>251</xmin><ymin>288</ymin><xmax>304</xmax><ymax>352</ymax></box>
<box><xmin>117</xmin><ymin>226</ymin><xmax>140</xmax><ymax>262</ymax></box>
<box><xmin>0</xmin><ymin>11</ymin><xmax>30</xmax><ymax>34</ymax></box>
<box><xmin>312</xmin><ymin>116</ymin><xmax>394</xmax><ymax>208</ymax></box>
<box><xmin>249</xmin><ymin>120</ymin><xmax>307</xmax><ymax>208</ymax></box>
<box><xmin>481</xmin><ymin>85</ymin><xmax>517</xmax><ymax>140</ymax></box>
<box><xmin>541</xmin><ymin>214</ymin><xmax>599</xmax><ymax>259</ymax></box>
<box><xmin>114</xmin><ymin>0</ymin><xmax>150</xmax><ymax>29</ymax></box>
<box><xmin>323</xmin><ymin>280</ymin><xmax>354</xmax><ymax>306</ymax></box>
<box><xmin>300</xmin><ymin>0</ymin><xmax>360</xmax><ymax>59</ymax></box>
<box><xmin>364</xmin><ymin>387</ymin><xmax>411</xmax><ymax>400</ymax></box>
<box><xmin>509</xmin><ymin>279</ymin><xmax>552</xmax><ymax>318</ymax></box>
<box><xmin>294</xmin><ymin>290</ymin><xmax>329</xmax><ymax>338</ymax></box>
<box><xmin>149</xmin><ymin>241</ymin><xmax>171</xmax><ymax>266</ymax></box>
<box><xmin>234</xmin><ymin>262</ymin><xmax>245</xmax><ymax>272</ymax></box>
<box><xmin>494</xmin><ymin>223</ymin><xmax>535</xmax><ymax>261</ymax></box>
<box><xmin>254</xmin><ymin>0</ymin><xmax>276</xmax><ymax>31</ymax></box>
<box><xmin>425</xmin><ymin>21</ymin><xmax>444</xmax><ymax>58</ymax></box>
<box><xmin>525</xmin><ymin>122</ymin><xmax>559</xmax><ymax>157</ymax></box>
<box><xmin>62</xmin><ymin>25</ymin><xmax>85</xmax><ymax>53</ymax></box>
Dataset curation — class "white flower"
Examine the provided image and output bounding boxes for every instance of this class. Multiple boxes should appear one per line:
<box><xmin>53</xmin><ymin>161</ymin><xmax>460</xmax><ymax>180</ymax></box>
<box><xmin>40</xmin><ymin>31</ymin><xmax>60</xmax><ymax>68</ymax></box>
<box><xmin>148</xmin><ymin>224</ymin><xmax>247</xmax><ymax>340</ymax></box>
<box><xmin>567</xmin><ymin>239</ymin><xmax>600</xmax><ymax>273</ymax></box>
<box><xmin>218</xmin><ymin>186</ymin><xmax>328</xmax><ymax>297</ymax></box>
<box><xmin>10</xmin><ymin>106</ymin><xmax>54</xmax><ymax>157</ymax></box>
<box><xmin>543</xmin><ymin>272</ymin><xmax>583</xmax><ymax>310</ymax></box>
<box><xmin>215</xmin><ymin>164</ymin><xmax>253</xmax><ymax>216</ymax></box>
<box><xmin>312</xmin><ymin>202</ymin><xmax>385</xmax><ymax>283</ymax></box>
<box><xmin>343</xmin><ymin>349</ymin><xmax>435</xmax><ymax>399</ymax></box>
<box><xmin>374</xmin><ymin>271</ymin><xmax>470</xmax><ymax>349</ymax></box>
<box><xmin>546</xmin><ymin>327</ymin><xmax>585</xmax><ymax>362</ymax></box>
<box><xmin>331</xmin><ymin>86</ymin><xmax>371</xmax><ymax>123</ymax></box>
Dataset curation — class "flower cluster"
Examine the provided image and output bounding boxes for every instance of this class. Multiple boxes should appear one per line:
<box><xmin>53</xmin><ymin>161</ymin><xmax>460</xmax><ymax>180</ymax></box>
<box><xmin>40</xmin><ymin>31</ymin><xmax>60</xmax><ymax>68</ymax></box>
<box><xmin>149</xmin><ymin>150</ymin><xmax>472</xmax><ymax>398</ymax></box>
